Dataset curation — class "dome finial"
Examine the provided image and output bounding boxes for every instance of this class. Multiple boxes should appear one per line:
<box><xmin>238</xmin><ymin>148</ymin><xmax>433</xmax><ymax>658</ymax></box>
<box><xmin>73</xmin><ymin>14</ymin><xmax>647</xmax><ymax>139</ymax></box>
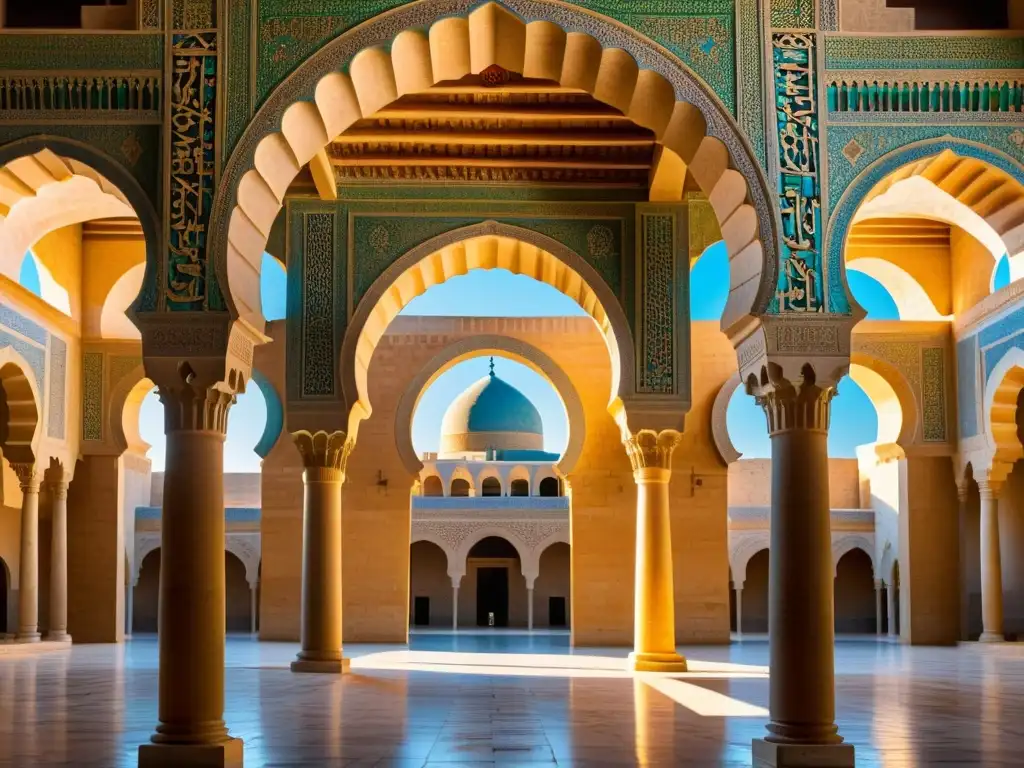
<box><xmin>489</xmin><ymin>357</ymin><xmax>495</xmax><ymax>377</ymax></box>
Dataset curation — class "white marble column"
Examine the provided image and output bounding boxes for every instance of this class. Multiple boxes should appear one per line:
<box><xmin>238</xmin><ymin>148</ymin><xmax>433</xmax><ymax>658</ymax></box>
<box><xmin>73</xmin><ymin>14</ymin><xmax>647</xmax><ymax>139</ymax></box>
<box><xmin>751</xmin><ymin>371</ymin><xmax>853</xmax><ymax>768</ymax></box>
<box><xmin>735</xmin><ymin>585</ymin><xmax>743</xmax><ymax>637</ymax></box>
<box><xmin>887</xmin><ymin>580</ymin><xmax>897</xmax><ymax>638</ymax></box>
<box><xmin>874</xmin><ymin>579</ymin><xmax>883</xmax><ymax>636</ymax></box>
<box><xmin>527</xmin><ymin>587</ymin><xmax>534</xmax><ymax>631</ymax></box>
<box><xmin>979</xmin><ymin>480</ymin><xmax>1005</xmax><ymax>643</ymax></box>
<box><xmin>126</xmin><ymin>578</ymin><xmax>136</xmax><ymax>638</ymax></box>
<box><xmin>249</xmin><ymin>582</ymin><xmax>258</xmax><ymax>635</ymax></box>
<box><xmin>451</xmin><ymin>576</ymin><xmax>461</xmax><ymax>630</ymax></box>
<box><xmin>14</xmin><ymin>463</ymin><xmax>41</xmax><ymax>643</ymax></box>
<box><xmin>47</xmin><ymin>475</ymin><xmax>70</xmax><ymax>642</ymax></box>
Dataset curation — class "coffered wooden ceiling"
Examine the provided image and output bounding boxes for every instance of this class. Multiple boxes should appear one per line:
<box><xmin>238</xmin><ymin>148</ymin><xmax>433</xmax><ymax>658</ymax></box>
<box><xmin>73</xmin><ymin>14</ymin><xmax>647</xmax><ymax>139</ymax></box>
<box><xmin>288</xmin><ymin>73</ymin><xmax>661</xmax><ymax>193</ymax></box>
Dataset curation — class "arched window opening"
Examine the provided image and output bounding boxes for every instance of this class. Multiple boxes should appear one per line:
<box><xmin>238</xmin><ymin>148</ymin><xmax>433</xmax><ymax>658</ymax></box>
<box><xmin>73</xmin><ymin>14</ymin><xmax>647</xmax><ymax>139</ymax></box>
<box><xmin>834</xmin><ymin>549</ymin><xmax>876</xmax><ymax>634</ymax></box>
<box><xmin>510</xmin><ymin>479</ymin><xmax>529</xmax><ymax>497</ymax></box>
<box><xmin>422</xmin><ymin>476</ymin><xmax>443</xmax><ymax>497</ymax></box>
<box><xmin>481</xmin><ymin>477</ymin><xmax>501</xmax><ymax>497</ymax></box>
<box><xmin>451</xmin><ymin>478</ymin><xmax>471</xmax><ymax>497</ymax></box>
<box><xmin>744</xmin><ymin>549</ymin><xmax>771</xmax><ymax>633</ymax></box>
<box><xmin>261</xmin><ymin>252</ymin><xmax>287</xmax><ymax>321</ymax></box>
<box><xmin>539</xmin><ymin>477</ymin><xmax>560</xmax><ymax>497</ymax></box>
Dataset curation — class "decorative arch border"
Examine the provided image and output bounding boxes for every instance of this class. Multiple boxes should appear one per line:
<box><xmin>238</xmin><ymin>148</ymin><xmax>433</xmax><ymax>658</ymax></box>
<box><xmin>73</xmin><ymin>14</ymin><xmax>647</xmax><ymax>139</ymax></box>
<box><xmin>251</xmin><ymin>368</ymin><xmax>284</xmax><ymax>459</ymax></box>
<box><xmin>0</xmin><ymin>135</ymin><xmax>161</xmax><ymax>322</ymax></box>
<box><xmin>475</xmin><ymin>466</ymin><xmax>504</xmax><ymax>495</ymax></box>
<box><xmin>106</xmin><ymin>362</ymin><xmax>149</xmax><ymax>455</ymax></box>
<box><xmin>453</xmin><ymin>526</ymin><xmax>533</xmax><ymax>582</ymax></box>
<box><xmin>0</xmin><ymin>345</ymin><xmax>43</xmax><ymax>464</ymax></box>
<box><xmin>225</xmin><ymin>533</ymin><xmax>262</xmax><ymax>585</ymax></box>
<box><xmin>349</xmin><ymin>221</ymin><xmax>629</xmax><ymax>433</ymax></box>
<box><xmin>711</xmin><ymin>373</ymin><xmax>742</xmax><ymax>465</ymax></box>
<box><xmin>729</xmin><ymin>534</ymin><xmax>769</xmax><ymax>587</ymax></box>
<box><xmin>832</xmin><ymin>535</ymin><xmax>876</xmax><ymax>578</ymax></box>
<box><xmin>448</xmin><ymin>465</ymin><xmax>476</xmax><ymax>495</ymax></box>
<box><xmin>983</xmin><ymin>346</ymin><xmax>1024</xmax><ymax>469</ymax></box>
<box><xmin>827</xmin><ymin>137</ymin><xmax>1024</xmax><ymax>318</ymax></box>
<box><xmin>528</xmin><ymin>529</ymin><xmax>571</xmax><ymax>583</ymax></box>
<box><xmin>849</xmin><ymin>353</ymin><xmax>919</xmax><ymax>447</ymax></box>
<box><xmin>211</xmin><ymin>0</ymin><xmax>778</xmax><ymax>334</ymax></box>
<box><xmin>410</xmin><ymin>532</ymin><xmax>458</xmax><ymax>579</ymax></box>
<box><xmin>392</xmin><ymin>333</ymin><xmax>586</xmax><ymax>477</ymax></box>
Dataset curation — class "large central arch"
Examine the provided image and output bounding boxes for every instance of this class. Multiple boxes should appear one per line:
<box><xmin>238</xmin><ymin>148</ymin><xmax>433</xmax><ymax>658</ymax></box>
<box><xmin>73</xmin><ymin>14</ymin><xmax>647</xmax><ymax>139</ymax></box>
<box><xmin>341</xmin><ymin>221</ymin><xmax>627</xmax><ymax>436</ymax></box>
<box><xmin>211</xmin><ymin>0</ymin><xmax>778</xmax><ymax>338</ymax></box>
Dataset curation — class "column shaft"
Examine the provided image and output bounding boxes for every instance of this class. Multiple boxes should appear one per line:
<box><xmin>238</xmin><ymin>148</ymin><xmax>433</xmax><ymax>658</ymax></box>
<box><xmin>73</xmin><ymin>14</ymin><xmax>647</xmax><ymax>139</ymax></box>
<box><xmin>452</xmin><ymin>586</ymin><xmax>459</xmax><ymax>630</ymax></box>
<box><xmin>48</xmin><ymin>483</ymin><xmax>70</xmax><ymax>641</ymax></box>
<box><xmin>151</xmin><ymin>429</ymin><xmax>232</xmax><ymax>745</ymax></box>
<box><xmin>126</xmin><ymin>581</ymin><xmax>135</xmax><ymax>637</ymax></box>
<box><xmin>735</xmin><ymin>587</ymin><xmax>743</xmax><ymax>637</ymax></box>
<box><xmin>887</xmin><ymin>584</ymin><xmax>897</xmax><ymax>638</ymax></box>
<box><xmin>628</xmin><ymin>449</ymin><xmax>685</xmax><ymax>672</ymax></box>
<box><xmin>979</xmin><ymin>485</ymin><xmax>1004</xmax><ymax>643</ymax></box>
<box><xmin>874</xmin><ymin>583</ymin><xmax>883</xmax><ymax>636</ymax></box>
<box><xmin>16</xmin><ymin>468</ymin><xmax>41</xmax><ymax>642</ymax></box>
<box><xmin>527</xmin><ymin>587</ymin><xmax>534</xmax><ymax>631</ymax></box>
<box><xmin>250</xmin><ymin>585</ymin><xmax>258</xmax><ymax>635</ymax></box>
<box><xmin>291</xmin><ymin>453</ymin><xmax>348</xmax><ymax>673</ymax></box>
<box><xmin>764</xmin><ymin>427</ymin><xmax>841</xmax><ymax>745</ymax></box>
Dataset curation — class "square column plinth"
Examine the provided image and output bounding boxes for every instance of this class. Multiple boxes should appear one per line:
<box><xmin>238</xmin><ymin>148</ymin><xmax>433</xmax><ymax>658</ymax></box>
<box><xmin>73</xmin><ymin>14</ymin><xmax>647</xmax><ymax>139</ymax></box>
<box><xmin>290</xmin><ymin>657</ymin><xmax>351</xmax><ymax>674</ymax></box>
<box><xmin>753</xmin><ymin>740</ymin><xmax>855</xmax><ymax>767</ymax></box>
<box><xmin>138</xmin><ymin>739</ymin><xmax>243</xmax><ymax>768</ymax></box>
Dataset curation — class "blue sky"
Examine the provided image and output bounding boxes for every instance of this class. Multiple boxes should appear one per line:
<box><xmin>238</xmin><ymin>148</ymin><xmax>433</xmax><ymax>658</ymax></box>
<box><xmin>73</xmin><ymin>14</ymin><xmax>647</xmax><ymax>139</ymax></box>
<box><xmin>19</xmin><ymin>245</ymin><xmax>1012</xmax><ymax>471</ymax></box>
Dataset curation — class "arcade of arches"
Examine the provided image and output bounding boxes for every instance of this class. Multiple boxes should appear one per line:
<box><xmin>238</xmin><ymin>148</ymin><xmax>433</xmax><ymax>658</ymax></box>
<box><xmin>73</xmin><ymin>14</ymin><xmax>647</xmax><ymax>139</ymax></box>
<box><xmin>0</xmin><ymin>1</ymin><xmax>1023</xmax><ymax>767</ymax></box>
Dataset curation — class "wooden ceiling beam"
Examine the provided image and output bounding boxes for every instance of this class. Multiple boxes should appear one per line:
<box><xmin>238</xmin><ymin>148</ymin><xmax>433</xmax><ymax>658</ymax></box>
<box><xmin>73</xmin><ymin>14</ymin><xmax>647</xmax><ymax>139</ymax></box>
<box><xmin>331</xmin><ymin>130</ymin><xmax>653</xmax><ymax>147</ymax></box>
<box><xmin>373</xmin><ymin>104</ymin><xmax>633</xmax><ymax>122</ymax></box>
<box><xmin>309</xmin><ymin>147</ymin><xmax>338</xmax><ymax>201</ymax></box>
<box><xmin>329</xmin><ymin>157</ymin><xmax>651</xmax><ymax>171</ymax></box>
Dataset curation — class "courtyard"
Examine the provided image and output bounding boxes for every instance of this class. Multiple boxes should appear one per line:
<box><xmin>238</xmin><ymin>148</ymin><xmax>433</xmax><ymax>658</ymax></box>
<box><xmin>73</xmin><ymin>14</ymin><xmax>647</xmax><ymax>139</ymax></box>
<box><xmin>1</xmin><ymin>634</ymin><xmax>1020</xmax><ymax>767</ymax></box>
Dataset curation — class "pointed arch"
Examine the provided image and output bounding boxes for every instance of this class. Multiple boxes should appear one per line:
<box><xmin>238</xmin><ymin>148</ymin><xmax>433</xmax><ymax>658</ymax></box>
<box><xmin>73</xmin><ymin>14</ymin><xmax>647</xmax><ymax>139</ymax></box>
<box><xmin>0</xmin><ymin>347</ymin><xmax>41</xmax><ymax>465</ymax></box>
<box><xmin>984</xmin><ymin>346</ymin><xmax>1024</xmax><ymax>468</ymax></box>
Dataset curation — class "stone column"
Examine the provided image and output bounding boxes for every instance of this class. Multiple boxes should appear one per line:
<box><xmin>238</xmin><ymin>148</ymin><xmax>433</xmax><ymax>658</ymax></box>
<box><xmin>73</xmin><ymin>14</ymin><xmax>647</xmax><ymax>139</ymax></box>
<box><xmin>874</xmin><ymin>579</ymin><xmax>883</xmax><ymax>636</ymax></box>
<box><xmin>14</xmin><ymin>463</ymin><xmax>41</xmax><ymax>642</ymax></box>
<box><xmin>452</xmin><ymin>576</ymin><xmax>461</xmax><ymax>630</ymax></box>
<box><xmin>751</xmin><ymin>370</ymin><xmax>854</xmax><ymax>768</ymax></box>
<box><xmin>249</xmin><ymin>582</ymin><xmax>258</xmax><ymax>635</ymax></box>
<box><xmin>735</xmin><ymin>586</ymin><xmax>743</xmax><ymax>637</ymax></box>
<box><xmin>958</xmin><ymin>482</ymin><xmax>970</xmax><ymax>642</ymax></box>
<box><xmin>291</xmin><ymin>430</ymin><xmax>350</xmax><ymax>673</ymax></box>
<box><xmin>625</xmin><ymin>429</ymin><xmax>686</xmax><ymax>673</ymax></box>
<box><xmin>126</xmin><ymin>578</ymin><xmax>136</xmax><ymax>638</ymax></box>
<box><xmin>527</xmin><ymin>587</ymin><xmax>535</xmax><ymax>631</ymax></box>
<box><xmin>47</xmin><ymin>473</ymin><xmax>71</xmax><ymax>642</ymax></box>
<box><xmin>887</xmin><ymin>580</ymin><xmax>897</xmax><ymax>638</ymax></box>
<box><xmin>979</xmin><ymin>480</ymin><xmax>1005</xmax><ymax>643</ymax></box>
<box><xmin>138</xmin><ymin>378</ymin><xmax>242</xmax><ymax>768</ymax></box>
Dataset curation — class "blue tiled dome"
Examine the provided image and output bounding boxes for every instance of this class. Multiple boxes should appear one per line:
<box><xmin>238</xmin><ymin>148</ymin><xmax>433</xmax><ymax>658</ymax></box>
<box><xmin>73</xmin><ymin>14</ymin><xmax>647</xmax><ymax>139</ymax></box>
<box><xmin>440</xmin><ymin>360</ymin><xmax>544</xmax><ymax>455</ymax></box>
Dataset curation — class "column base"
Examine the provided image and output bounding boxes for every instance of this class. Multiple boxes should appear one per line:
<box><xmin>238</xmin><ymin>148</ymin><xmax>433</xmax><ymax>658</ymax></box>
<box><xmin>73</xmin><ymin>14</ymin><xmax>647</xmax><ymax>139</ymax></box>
<box><xmin>45</xmin><ymin>632</ymin><xmax>71</xmax><ymax>643</ymax></box>
<box><xmin>139</xmin><ymin>738</ymin><xmax>243</xmax><ymax>768</ymax></box>
<box><xmin>16</xmin><ymin>632</ymin><xmax>40</xmax><ymax>643</ymax></box>
<box><xmin>979</xmin><ymin>631</ymin><xmax>1005</xmax><ymax>643</ymax></box>
<box><xmin>291</xmin><ymin>656</ymin><xmax>350</xmax><ymax>674</ymax></box>
<box><xmin>752</xmin><ymin>739</ymin><xmax>855</xmax><ymax>767</ymax></box>
<box><xmin>628</xmin><ymin>651</ymin><xmax>687</xmax><ymax>673</ymax></box>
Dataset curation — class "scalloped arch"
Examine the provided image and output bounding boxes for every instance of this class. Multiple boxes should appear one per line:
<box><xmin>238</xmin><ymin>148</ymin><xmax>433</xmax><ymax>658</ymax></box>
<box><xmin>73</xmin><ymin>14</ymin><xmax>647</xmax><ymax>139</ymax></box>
<box><xmin>983</xmin><ymin>347</ymin><xmax>1024</xmax><ymax>469</ymax></box>
<box><xmin>0</xmin><ymin>347</ymin><xmax>41</xmax><ymax>465</ymax></box>
<box><xmin>848</xmin><ymin>354</ymin><xmax>917</xmax><ymax>448</ymax></box>
<box><xmin>212</xmin><ymin>0</ymin><xmax>777</xmax><ymax>337</ymax></box>
<box><xmin>829</xmin><ymin>138</ymin><xmax>1024</xmax><ymax>318</ymax></box>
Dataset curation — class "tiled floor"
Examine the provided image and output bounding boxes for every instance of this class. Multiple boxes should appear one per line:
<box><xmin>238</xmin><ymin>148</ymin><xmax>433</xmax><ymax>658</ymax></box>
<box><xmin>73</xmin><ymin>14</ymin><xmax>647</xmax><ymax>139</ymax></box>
<box><xmin>0</xmin><ymin>633</ymin><xmax>1022</xmax><ymax>767</ymax></box>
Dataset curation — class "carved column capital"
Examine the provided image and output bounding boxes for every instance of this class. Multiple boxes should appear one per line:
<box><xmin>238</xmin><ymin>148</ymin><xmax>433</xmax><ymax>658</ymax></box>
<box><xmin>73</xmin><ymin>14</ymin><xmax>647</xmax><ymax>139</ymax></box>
<box><xmin>749</xmin><ymin>364</ymin><xmax>837</xmax><ymax>436</ymax></box>
<box><xmin>45</xmin><ymin>457</ymin><xmax>69</xmax><ymax>499</ymax></box>
<box><xmin>623</xmin><ymin>429</ymin><xmax>682</xmax><ymax>480</ymax></box>
<box><xmin>978</xmin><ymin>481</ymin><xmax>1004</xmax><ymax>502</ymax></box>
<box><xmin>157</xmin><ymin>379</ymin><xmax>237</xmax><ymax>435</ymax></box>
<box><xmin>11</xmin><ymin>463</ymin><xmax>41</xmax><ymax>493</ymax></box>
<box><xmin>293</xmin><ymin>430</ymin><xmax>351</xmax><ymax>483</ymax></box>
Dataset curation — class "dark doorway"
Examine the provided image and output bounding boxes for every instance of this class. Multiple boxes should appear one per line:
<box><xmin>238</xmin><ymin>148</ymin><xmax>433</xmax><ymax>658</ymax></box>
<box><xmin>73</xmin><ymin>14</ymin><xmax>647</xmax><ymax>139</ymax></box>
<box><xmin>549</xmin><ymin>596</ymin><xmax>567</xmax><ymax>627</ymax></box>
<box><xmin>476</xmin><ymin>567</ymin><xmax>509</xmax><ymax>627</ymax></box>
<box><xmin>413</xmin><ymin>596</ymin><xmax>430</xmax><ymax>626</ymax></box>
